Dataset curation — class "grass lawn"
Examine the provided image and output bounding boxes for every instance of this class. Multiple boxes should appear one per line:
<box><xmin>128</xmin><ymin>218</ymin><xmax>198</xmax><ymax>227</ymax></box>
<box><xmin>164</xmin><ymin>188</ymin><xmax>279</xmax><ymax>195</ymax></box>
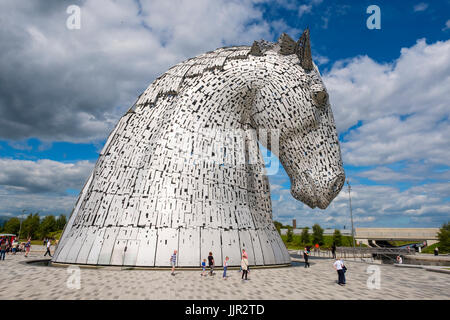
<box><xmin>421</xmin><ymin>242</ymin><xmax>449</xmax><ymax>254</ymax></box>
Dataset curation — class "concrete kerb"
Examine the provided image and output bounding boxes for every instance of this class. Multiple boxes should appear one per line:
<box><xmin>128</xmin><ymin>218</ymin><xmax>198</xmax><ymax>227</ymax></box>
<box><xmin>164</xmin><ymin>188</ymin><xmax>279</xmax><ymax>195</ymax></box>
<box><xmin>423</xmin><ymin>266</ymin><xmax>450</xmax><ymax>274</ymax></box>
<box><xmin>394</xmin><ymin>263</ymin><xmax>450</xmax><ymax>274</ymax></box>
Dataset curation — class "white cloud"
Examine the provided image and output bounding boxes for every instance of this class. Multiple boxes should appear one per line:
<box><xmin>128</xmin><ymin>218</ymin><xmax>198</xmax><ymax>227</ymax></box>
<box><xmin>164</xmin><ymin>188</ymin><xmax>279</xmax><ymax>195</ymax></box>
<box><xmin>356</xmin><ymin>164</ymin><xmax>450</xmax><ymax>183</ymax></box>
<box><xmin>313</xmin><ymin>54</ymin><xmax>329</xmax><ymax>65</ymax></box>
<box><xmin>298</xmin><ymin>4</ymin><xmax>313</xmax><ymax>17</ymax></box>
<box><xmin>0</xmin><ymin>158</ymin><xmax>94</xmax><ymax>194</ymax></box>
<box><xmin>298</xmin><ymin>0</ymin><xmax>323</xmax><ymax>18</ymax></box>
<box><xmin>271</xmin><ymin>179</ymin><xmax>450</xmax><ymax>228</ymax></box>
<box><xmin>322</xmin><ymin>39</ymin><xmax>450</xmax><ymax>166</ymax></box>
<box><xmin>0</xmin><ymin>0</ymin><xmax>277</xmax><ymax>143</ymax></box>
<box><xmin>413</xmin><ymin>3</ymin><xmax>429</xmax><ymax>12</ymax></box>
<box><xmin>0</xmin><ymin>188</ymin><xmax>77</xmax><ymax>217</ymax></box>
<box><xmin>0</xmin><ymin>158</ymin><xmax>94</xmax><ymax>217</ymax></box>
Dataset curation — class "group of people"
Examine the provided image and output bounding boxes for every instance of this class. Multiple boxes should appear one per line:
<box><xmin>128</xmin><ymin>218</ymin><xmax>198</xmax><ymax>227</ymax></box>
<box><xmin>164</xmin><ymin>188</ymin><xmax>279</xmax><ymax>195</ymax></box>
<box><xmin>170</xmin><ymin>249</ymin><xmax>250</xmax><ymax>281</ymax></box>
<box><xmin>0</xmin><ymin>237</ymin><xmax>32</xmax><ymax>259</ymax></box>
<box><xmin>301</xmin><ymin>245</ymin><xmax>347</xmax><ymax>286</ymax></box>
<box><xmin>0</xmin><ymin>237</ymin><xmax>55</xmax><ymax>260</ymax></box>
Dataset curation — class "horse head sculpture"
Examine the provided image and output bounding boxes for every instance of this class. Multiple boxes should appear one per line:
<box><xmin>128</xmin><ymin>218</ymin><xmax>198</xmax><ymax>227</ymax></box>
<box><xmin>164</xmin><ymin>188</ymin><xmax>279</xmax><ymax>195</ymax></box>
<box><xmin>53</xmin><ymin>30</ymin><xmax>344</xmax><ymax>268</ymax></box>
<box><xmin>248</xmin><ymin>30</ymin><xmax>345</xmax><ymax>209</ymax></box>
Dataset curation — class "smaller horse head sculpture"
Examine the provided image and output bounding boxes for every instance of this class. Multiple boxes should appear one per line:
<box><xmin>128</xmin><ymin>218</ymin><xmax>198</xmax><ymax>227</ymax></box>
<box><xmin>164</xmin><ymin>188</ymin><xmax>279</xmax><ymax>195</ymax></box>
<box><xmin>247</xmin><ymin>29</ymin><xmax>345</xmax><ymax>209</ymax></box>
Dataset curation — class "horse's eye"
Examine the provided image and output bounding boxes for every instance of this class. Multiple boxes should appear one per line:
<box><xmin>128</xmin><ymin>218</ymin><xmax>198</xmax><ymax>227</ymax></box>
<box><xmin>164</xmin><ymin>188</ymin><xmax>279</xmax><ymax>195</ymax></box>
<box><xmin>311</xmin><ymin>90</ymin><xmax>328</xmax><ymax>107</ymax></box>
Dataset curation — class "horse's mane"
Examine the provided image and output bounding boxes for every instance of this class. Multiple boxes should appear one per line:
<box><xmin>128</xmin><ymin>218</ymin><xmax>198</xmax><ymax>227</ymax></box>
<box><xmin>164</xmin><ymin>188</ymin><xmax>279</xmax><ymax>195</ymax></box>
<box><xmin>132</xmin><ymin>30</ymin><xmax>313</xmax><ymax>112</ymax></box>
<box><xmin>132</xmin><ymin>45</ymin><xmax>253</xmax><ymax>110</ymax></box>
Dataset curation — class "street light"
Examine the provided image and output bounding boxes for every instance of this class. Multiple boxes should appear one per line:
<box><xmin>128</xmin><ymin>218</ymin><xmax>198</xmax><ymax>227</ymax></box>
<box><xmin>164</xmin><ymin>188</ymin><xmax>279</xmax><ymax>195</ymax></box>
<box><xmin>346</xmin><ymin>179</ymin><xmax>357</xmax><ymax>259</ymax></box>
<box><xmin>19</xmin><ymin>209</ymin><xmax>27</xmax><ymax>242</ymax></box>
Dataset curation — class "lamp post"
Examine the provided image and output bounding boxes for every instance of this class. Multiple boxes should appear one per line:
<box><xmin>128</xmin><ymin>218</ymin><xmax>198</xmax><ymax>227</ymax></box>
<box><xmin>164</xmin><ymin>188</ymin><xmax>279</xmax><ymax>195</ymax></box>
<box><xmin>19</xmin><ymin>209</ymin><xmax>27</xmax><ymax>242</ymax></box>
<box><xmin>346</xmin><ymin>179</ymin><xmax>356</xmax><ymax>259</ymax></box>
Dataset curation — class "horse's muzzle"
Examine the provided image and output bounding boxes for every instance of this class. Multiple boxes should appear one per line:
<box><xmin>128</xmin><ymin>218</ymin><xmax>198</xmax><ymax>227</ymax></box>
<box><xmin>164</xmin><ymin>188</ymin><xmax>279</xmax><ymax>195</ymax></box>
<box><xmin>291</xmin><ymin>171</ymin><xmax>345</xmax><ymax>209</ymax></box>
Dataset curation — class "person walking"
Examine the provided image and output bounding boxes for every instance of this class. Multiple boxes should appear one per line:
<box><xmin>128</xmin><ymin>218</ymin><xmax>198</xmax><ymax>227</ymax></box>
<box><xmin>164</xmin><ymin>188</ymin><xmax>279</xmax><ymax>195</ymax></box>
<box><xmin>333</xmin><ymin>258</ymin><xmax>345</xmax><ymax>286</ymax></box>
<box><xmin>0</xmin><ymin>240</ymin><xmax>7</xmax><ymax>260</ymax></box>
<box><xmin>331</xmin><ymin>243</ymin><xmax>336</xmax><ymax>259</ymax></box>
<box><xmin>170</xmin><ymin>250</ymin><xmax>177</xmax><ymax>276</ymax></box>
<box><xmin>44</xmin><ymin>239</ymin><xmax>52</xmax><ymax>257</ymax></box>
<box><xmin>241</xmin><ymin>255</ymin><xmax>249</xmax><ymax>281</ymax></box>
<box><xmin>24</xmin><ymin>238</ymin><xmax>31</xmax><ymax>257</ymax></box>
<box><xmin>241</xmin><ymin>249</ymin><xmax>250</xmax><ymax>274</ymax></box>
<box><xmin>208</xmin><ymin>252</ymin><xmax>214</xmax><ymax>276</ymax></box>
<box><xmin>223</xmin><ymin>256</ymin><xmax>229</xmax><ymax>279</ymax></box>
<box><xmin>303</xmin><ymin>247</ymin><xmax>310</xmax><ymax>268</ymax></box>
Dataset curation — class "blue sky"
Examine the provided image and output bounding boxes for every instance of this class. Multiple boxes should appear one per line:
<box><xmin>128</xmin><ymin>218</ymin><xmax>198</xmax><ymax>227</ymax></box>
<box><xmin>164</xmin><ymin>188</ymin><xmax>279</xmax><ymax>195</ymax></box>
<box><xmin>0</xmin><ymin>0</ymin><xmax>449</xmax><ymax>228</ymax></box>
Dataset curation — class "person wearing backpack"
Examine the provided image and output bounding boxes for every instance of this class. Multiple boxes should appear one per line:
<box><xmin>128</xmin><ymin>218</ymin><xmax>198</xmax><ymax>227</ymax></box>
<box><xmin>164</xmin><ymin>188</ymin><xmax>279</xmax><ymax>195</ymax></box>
<box><xmin>333</xmin><ymin>257</ymin><xmax>346</xmax><ymax>286</ymax></box>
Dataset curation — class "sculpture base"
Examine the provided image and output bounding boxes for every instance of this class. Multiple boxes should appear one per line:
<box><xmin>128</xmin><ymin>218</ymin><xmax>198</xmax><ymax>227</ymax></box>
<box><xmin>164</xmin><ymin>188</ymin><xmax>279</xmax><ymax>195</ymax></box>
<box><xmin>50</xmin><ymin>261</ymin><xmax>291</xmax><ymax>270</ymax></box>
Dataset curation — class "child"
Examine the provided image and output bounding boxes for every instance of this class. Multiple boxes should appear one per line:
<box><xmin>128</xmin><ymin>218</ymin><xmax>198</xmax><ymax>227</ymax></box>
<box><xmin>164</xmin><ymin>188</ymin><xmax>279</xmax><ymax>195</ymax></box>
<box><xmin>201</xmin><ymin>259</ymin><xmax>206</xmax><ymax>276</ymax></box>
<box><xmin>223</xmin><ymin>256</ymin><xmax>229</xmax><ymax>279</ymax></box>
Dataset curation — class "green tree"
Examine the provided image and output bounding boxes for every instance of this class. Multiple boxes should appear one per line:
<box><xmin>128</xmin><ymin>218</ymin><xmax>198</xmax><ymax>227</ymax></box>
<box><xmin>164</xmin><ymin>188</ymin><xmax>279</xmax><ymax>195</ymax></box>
<box><xmin>21</xmin><ymin>213</ymin><xmax>41</xmax><ymax>240</ymax></box>
<box><xmin>38</xmin><ymin>215</ymin><xmax>57</xmax><ymax>239</ymax></box>
<box><xmin>437</xmin><ymin>222</ymin><xmax>450</xmax><ymax>252</ymax></box>
<box><xmin>312</xmin><ymin>223</ymin><xmax>324</xmax><ymax>246</ymax></box>
<box><xmin>300</xmin><ymin>227</ymin><xmax>310</xmax><ymax>244</ymax></box>
<box><xmin>286</xmin><ymin>227</ymin><xmax>293</xmax><ymax>242</ymax></box>
<box><xmin>273</xmin><ymin>220</ymin><xmax>283</xmax><ymax>235</ymax></box>
<box><xmin>56</xmin><ymin>214</ymin><xmax>67</xmax><ymax>230</ymax></box>
<box><xmin>332</xmin><ymin>229</ymin><xmax>342</xmax><ymax>246</ymax></box>
<box><xmin>3</xmin><ymin>217</ymin><xmax>20</xmax><ymax>235</ymax></box>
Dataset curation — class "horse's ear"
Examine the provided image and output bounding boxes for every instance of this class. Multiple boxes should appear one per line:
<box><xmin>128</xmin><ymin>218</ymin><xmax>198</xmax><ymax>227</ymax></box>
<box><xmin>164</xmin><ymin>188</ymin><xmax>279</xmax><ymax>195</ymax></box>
<box><xmin>249</xmin><ymin>41</ymin><xmax>263</xmax><ymax>56</ymax></box>
<box><xmin>278</xmin><ymin>33</ymin><xmax>296</xmax><ymax>55</ymax></box>
<box><xmin>296</xmin><ymin>28</ymin><xmax>314</xmax><ymax>71</ymax></box>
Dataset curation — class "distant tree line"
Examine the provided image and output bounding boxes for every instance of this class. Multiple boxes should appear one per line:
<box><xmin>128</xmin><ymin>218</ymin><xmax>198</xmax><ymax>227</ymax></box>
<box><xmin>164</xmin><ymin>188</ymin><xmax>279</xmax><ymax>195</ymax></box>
<box><xmin>0</xmin><ymin>213</ymin><xmax>67</xmax><ymax>240</ymax></box>
<box><xmin>274</xmin><ymin>220</ymin><xmax>352</xmax><ymax>249</ymax></box>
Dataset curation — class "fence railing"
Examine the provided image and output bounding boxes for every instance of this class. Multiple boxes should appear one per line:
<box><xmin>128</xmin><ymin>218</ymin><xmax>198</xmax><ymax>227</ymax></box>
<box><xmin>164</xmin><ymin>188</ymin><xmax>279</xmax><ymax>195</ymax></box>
<box><xmin>301</xmin><ymin>247</ymin><xmax>414</xmax><ymax>262</ymax></box>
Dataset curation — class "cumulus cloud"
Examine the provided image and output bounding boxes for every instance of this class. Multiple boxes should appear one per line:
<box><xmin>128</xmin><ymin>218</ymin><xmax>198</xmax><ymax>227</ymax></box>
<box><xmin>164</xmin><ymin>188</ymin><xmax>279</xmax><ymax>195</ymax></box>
<box><xmin>0</xmin><ymin>158</ymin><xmax>94</xmax><ymax>194</ymax></box>
<box><xmin>356</xmin><ymin>164</ymin><xmax>450</xmax><ymax>183</ymax></box>
<box><xmin>0</xmin><ymin>158</ymin><xmax>94</xmax><ymax>216</ymax></box>
<box><xmin>0</xmin><ymin>188</ymin><xmax>78</xmax><ymax>217</ymax></box>
<box><xmin>323</xmin><ymin>39</ymin><xmax>450</xmax><ymax>166</ymax></box>
<box><xmin>0</xmin><ymin>0</ymin><xmax>276</xmax><ymax>143</ymax></box>
<box><xmin>271</xmin><ymin>178</ymin><xmax>450</xmax><ymax>228</ymax></box>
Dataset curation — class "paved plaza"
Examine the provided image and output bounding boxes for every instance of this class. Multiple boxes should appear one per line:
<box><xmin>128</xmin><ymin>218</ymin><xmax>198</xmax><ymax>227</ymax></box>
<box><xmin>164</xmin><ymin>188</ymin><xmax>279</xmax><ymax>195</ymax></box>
<box><xmin>0</xmin><ymin>249</ymin><xmax>448</xmax><ymax>300</ymax></box>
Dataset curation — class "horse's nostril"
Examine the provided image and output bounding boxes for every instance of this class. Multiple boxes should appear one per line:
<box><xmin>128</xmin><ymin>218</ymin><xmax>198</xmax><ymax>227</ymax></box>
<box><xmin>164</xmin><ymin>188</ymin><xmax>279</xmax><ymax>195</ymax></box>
<box><xmin>331</xmin><ymin>174</ymin><xmax>345</xmax><ymax>194</ymax></box>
